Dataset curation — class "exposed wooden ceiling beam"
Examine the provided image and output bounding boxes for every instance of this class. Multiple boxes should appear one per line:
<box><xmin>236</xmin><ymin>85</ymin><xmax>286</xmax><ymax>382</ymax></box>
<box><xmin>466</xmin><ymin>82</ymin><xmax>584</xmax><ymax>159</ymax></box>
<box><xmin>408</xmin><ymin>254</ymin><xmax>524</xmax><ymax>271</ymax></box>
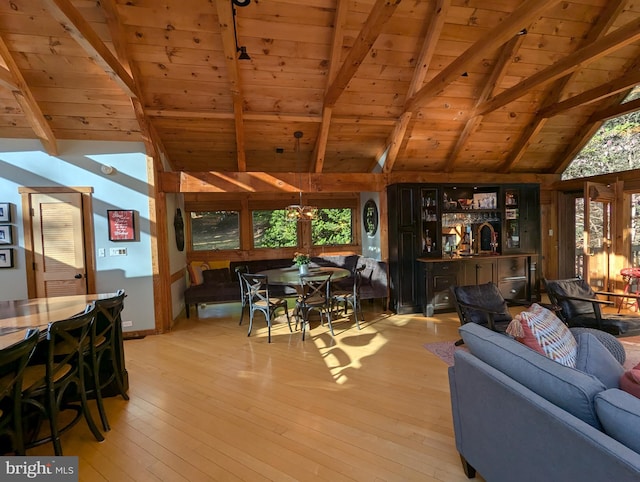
<box><xmin>380</xmin><ymin>0</ymin><xmax>450</xmax><ymax>173</ymax></box>
<box><xmin>550</xmin><ymin>122</ymin><xmax>603</xmax><ymax>174</ymax></box>
<box><xmin>539</xmin><ymin>71</ymin><xmax>640</xmax><ymax>118</ymax></box>
<box><xmin>41</xmin><ymin>0</ymin><xmax>137</xmax><ymax>98</ymax></box>
<box><xmin>445</xmin><ymin>32</ymin><xmax>525</xmax><ymax>172</ymax></box>
<box><xmin>158</xmin><ymin>170</ymin><xmax>558</xmax><ymax>194</ymax></box>
<box><xmin>0</xmin><ymin>65</ymin><xmax>17</xmax><ymax>90</ymax></box>
<box><xmin>548</xmin><ymin>82</ymin><xmax>637</xmax><ymax>175</ymax></box>
<box><xmin>381</xmin><ymin>112</ymin><xmax>411</xmax><ymax>174</ymax></box>
<box><xmin>216</xmin><ymin>0</ymin><xmax>247</xmax><ymax>171</ymax></box>
<box><xmin>313</xmin><ymin>0</ymin><xmax>348</xmax><ymax>173</ymax></box>
<box><xmin>591</xmin><ymin>97</ymin><xmax>640</xmax><ymax>123</ymax></box>
<box><xmin>324</xmin><ymin>0</ymin><xmax>401</xmax><ymax>107</ymax></box>
<box><xmin>404</xmin><ymin>0</ymin><xmax>560</xmax><ymax>112</ymax></box>
<box><xmin>478</xmin><ymin>16</ymin><xmax>640</xmax><ymax>116</ymax></box>
<box><xmin>406</xmin><ymin>0</ymin><xmax>450</xmax><ymax>101</ymax></box>
<box><xmin>145</xmin><ymin>110</ymin><xmax>396</xmax><ymax>126</ymax></box>
<box><xmin>313</xmin><ymin>107</ymin><xmax>332</xmax><ymax>173</ymax></box>
<box><xmin>0</xmin><ymin>35</ymin><xmax>57</xmax><ymax>155</ymax></box>
<box><xmin>498</xmin><ymin>0</ymin><xmax>629</xmax><ymax>173</ymax></box>
<box><xmin>101</xmin><ymin>0</ymin><xmax>160</xmax><ymax>163</ymax></box>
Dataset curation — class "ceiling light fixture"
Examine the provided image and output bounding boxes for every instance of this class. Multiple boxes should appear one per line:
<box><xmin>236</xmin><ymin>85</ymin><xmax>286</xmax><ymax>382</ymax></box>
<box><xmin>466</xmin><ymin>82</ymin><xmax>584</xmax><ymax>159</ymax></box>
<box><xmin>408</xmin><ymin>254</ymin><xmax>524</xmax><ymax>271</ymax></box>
<box><xmin>232</xmin><ymin>0</ymin><xmax>251</xmax><ymax>60</ymax></box>
<box><xmin>285</xmin><ymin>131</ymin><xmax>318</xmax><ymax>221</ymax></box>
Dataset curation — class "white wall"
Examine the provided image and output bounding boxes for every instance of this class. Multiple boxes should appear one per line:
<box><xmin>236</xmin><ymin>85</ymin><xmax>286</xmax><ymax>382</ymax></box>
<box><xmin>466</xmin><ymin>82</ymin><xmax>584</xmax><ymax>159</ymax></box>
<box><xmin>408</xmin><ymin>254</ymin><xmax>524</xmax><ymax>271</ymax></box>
<box><xmin>360</xmin><ymin>192</ymin><xmax>382</xmax><ymax>260</ymax></box>
<box><xmin>0</xmin><ymin>139</ymin><xmax>156</xmax><ymax>332</ymax></box>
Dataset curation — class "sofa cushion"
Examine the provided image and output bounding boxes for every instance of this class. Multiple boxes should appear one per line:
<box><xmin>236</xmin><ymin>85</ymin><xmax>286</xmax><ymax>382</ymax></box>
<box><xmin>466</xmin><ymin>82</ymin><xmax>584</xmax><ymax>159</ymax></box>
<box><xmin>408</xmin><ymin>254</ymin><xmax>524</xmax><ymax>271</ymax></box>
<box><xmin>595</xmin><ymin>389</ymin><xmax>640</xmax><ymax>453</ymax></box>
<box><xmin>574</xmin><ymin>332</ymin><xmax>623</xmax><ymax>389</ymax></box>
<box><xmin>460</xmin><ymin>322</ymin><xmax>607</xmax><ymax>429</ymax></box>
<box><xmin>506</xmin><ymin>303</ymin><xmax>578</xmax><ymax>367</ymax></box>
<box><xmin>203</xmin><ymin>268</ymin><xmax>231</xmax><ymax>284</ymax></box>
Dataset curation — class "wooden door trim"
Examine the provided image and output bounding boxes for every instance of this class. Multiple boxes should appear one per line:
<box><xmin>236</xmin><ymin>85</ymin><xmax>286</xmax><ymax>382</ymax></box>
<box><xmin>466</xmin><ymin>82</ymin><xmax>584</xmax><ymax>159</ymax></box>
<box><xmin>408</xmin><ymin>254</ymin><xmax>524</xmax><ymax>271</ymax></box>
<box><xmin>18</xmin><ymin>187</ymin><xmax>95</xmax><ymax>298</ymax></box>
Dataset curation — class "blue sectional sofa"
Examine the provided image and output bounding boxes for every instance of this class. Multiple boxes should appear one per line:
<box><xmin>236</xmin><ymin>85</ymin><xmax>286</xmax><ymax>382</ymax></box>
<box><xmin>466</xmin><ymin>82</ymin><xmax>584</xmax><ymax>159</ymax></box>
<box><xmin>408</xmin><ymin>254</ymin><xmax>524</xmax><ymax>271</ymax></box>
<box><xmin>183</xmin><ymin>254</ymin><xmax>388</xmax><ymax>318</ymax></box>
<box><xmin>449</xmin><ymin>322</ymin><xmax>640</xmax><ymax>481</ymax></box>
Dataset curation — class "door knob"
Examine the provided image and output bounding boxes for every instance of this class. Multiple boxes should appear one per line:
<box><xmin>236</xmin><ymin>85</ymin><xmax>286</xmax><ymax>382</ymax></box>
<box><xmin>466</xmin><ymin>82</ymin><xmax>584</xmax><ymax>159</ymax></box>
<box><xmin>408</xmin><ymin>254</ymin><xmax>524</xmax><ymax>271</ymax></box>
<box><xmin>74</xmin><ymin>274</ymin><xmax>83</xmax><ymax>279</ymax></box>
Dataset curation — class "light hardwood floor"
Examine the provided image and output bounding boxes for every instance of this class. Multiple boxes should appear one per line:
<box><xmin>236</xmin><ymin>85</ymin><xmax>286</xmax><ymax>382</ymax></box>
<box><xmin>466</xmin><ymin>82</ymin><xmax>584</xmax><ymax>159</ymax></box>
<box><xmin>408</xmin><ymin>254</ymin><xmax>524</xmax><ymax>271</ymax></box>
<box><xmin>27</xmin><ymin>301</ymin><xmax>476</xmax><ymax>482</ymax></box>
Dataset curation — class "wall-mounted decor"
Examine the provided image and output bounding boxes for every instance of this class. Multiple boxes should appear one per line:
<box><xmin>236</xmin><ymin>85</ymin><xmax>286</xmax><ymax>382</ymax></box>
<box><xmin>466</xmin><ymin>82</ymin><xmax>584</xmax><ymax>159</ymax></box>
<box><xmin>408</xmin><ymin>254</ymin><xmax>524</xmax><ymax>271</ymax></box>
<box><xmin>0</xmin><ymin>248</ymin><xmax>13</xmax><ymax>268</ymax></box>
<box><xmin>0</xmin><ymin>203</ymin><xmax>10</xmax><ymax>222</ymax></box>
<box><xmin>174</xmin><ymin>208</ymin><xmax>185</xmax><ymax>251</ymax></box>
<box><xmin>363</xmin><ymin>199</ymin><xmax>378</xmax><ymax>237</ymax></box>
<box><xmin>0</xmin><ymin>225</ymin><xmax>11</xmax><ymax>244</ymax></box>
<box><xmin>107</xmin><ymin>210</ymin><xmax>136</xmax><ymax>241</ymax></box>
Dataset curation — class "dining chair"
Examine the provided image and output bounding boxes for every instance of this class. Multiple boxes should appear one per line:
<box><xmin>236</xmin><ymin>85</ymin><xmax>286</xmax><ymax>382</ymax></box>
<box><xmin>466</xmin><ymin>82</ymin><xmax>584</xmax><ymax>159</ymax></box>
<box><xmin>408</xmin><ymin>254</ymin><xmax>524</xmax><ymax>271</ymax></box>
<box><xmin>21</xmin><ymin>304</ymin><xmax>104</xmax><ymax>455</ymax></box>
<box><xmin>235</xmin><ymin>265</ymin><xmax>250</xmax><ymax>326</ymax></box>
<box><xmin>332</xmin><ymin>265</ymin><xmax>365</xmax><ymax>330</ymax></box>
<box><xmin>240</xmin><ymin>273</ymin><xmax>291</xmax><ymax>343</ymax></box>
<box><xmin>90</xmin><ymin>290</ymin><xmax>128</xmax><ymax>432</ymax></box>
<box><xmin>296</xmin><ymin>272</ymin><xmax>334</xmax><ymax>340</ymax></box>
<box><xmin>0</xmin><ymin>328</ymin><xmax>40</xmax><ymax>455</ymax></box>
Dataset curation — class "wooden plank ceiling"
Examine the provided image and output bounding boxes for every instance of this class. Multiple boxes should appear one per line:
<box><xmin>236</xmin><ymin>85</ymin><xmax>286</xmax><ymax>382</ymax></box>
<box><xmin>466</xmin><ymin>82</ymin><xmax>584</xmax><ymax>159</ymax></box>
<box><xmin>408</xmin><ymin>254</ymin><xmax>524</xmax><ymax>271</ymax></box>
<box><xmin>0</xmin><ymin>0</ymin><xmax>639</xmax><ymax>176</ymax></box>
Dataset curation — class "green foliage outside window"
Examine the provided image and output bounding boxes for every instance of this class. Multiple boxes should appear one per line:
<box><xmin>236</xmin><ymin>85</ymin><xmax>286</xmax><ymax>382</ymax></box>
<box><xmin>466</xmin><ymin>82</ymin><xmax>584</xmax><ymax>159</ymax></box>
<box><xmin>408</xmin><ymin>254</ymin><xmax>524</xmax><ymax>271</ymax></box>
<box><xmin>253</xmin><ymin>210</ymin><xmax>297</xmax><ymax>248</ymax></box>
<box><xmin>312</xmin><ymin>208</ymin><xmax>353</xmax><ymax>246</ymax></box>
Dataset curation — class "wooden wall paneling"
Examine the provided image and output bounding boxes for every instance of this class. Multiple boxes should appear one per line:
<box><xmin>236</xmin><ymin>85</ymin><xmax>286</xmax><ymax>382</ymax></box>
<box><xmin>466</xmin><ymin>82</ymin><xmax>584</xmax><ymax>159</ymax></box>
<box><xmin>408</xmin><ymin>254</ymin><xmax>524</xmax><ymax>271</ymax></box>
<box><xmin>615</xmin><ymin>181</ymin><xmax>630</xmax><ymax>292</ymax></box>
<box><xmin>539</xmin><ymin>188</ymin><xmax>558</xmax><ymax>282</ymax></box>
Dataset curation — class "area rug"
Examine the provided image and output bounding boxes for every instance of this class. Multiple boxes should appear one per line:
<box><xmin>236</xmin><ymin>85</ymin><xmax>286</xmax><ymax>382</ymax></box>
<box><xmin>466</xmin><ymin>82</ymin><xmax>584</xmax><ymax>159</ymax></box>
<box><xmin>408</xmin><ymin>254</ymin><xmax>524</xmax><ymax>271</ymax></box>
<box><xmin>425</xmin><ymin>337</ymin><xmax>640</xmax><ymax>370</ymax></box>
<box><xmin>423</xmin><ymin>341</ymin><xmax>466</xmax><ymax>367</ymax></box>
<box><xmin>621</xmin><ymin>336</ymin><xmax>640</xmax><ymax>370</ymax></box>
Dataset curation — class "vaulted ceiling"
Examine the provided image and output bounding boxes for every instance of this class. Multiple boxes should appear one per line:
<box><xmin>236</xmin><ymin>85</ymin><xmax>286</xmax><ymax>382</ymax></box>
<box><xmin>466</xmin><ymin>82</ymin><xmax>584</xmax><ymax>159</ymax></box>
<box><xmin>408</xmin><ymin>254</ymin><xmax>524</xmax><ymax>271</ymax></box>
<box><xmin>0</xmin><ymin>0</ymin><xmax>639</xmax><ymax>177</ymax></box>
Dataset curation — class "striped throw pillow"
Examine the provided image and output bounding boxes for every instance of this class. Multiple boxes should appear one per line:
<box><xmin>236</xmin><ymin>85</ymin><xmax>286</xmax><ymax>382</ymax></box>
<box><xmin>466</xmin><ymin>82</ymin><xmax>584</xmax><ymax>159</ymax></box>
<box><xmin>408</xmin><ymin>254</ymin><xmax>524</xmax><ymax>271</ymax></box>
<box><xmin>507</xmin><ymin>303</ymin><xmax>578</xmax><ymax>367</ymax></box>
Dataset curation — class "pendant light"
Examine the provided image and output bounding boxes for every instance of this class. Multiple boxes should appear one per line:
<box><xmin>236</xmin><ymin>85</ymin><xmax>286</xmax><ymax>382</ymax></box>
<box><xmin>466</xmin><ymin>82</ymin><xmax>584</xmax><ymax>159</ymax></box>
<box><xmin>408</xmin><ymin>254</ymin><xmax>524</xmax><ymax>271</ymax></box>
<box><xmin>285</xmin><ymin>131</ymin><xmax>318</xmax><ymax>221</ymax></box>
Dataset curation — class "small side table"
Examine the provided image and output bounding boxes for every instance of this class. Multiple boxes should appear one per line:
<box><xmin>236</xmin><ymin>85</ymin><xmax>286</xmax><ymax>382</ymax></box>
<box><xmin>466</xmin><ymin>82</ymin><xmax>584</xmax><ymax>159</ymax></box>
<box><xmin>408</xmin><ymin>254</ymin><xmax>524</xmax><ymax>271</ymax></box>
<box><xmin>619</xmin><ymin>268</ymin><xmax>640</xmax><ymax>313</ymax></box>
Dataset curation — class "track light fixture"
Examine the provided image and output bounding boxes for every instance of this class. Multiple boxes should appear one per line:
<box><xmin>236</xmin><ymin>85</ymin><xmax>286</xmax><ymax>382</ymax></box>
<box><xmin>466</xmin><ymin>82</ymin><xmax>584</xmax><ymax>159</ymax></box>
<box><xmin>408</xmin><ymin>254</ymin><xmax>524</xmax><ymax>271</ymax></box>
<box><xmin>232</xmin><ymin>0</ymin><xmax>251</xmax><ymax>60</ymax></box>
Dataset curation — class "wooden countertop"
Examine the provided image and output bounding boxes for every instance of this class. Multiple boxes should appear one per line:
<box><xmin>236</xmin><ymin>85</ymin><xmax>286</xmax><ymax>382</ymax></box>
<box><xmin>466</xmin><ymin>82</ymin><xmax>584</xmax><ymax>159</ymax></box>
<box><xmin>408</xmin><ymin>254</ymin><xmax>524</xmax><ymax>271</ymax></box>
<box><xmin>417</xmin><ymin>253</ymin><xmax>537</xmax><ymax>263</ymax></box>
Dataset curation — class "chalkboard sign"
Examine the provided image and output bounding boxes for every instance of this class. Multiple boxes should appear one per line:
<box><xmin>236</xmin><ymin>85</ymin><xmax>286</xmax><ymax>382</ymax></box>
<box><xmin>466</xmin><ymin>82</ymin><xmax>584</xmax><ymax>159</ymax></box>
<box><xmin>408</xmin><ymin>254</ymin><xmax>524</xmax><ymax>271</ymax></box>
<box><xmin>108</xmin><ymin>210</ymin><xmax>136</xmax><ymax>241</ymax></box>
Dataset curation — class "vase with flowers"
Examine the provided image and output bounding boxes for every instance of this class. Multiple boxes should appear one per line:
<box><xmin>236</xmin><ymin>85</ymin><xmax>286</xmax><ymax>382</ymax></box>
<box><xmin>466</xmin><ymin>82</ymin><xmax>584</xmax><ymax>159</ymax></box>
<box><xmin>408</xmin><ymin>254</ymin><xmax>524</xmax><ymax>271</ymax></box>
<box><xmin>293</xmin><ymin>252</ymin><xmax>311</xmax><ymax>275</ymax></box>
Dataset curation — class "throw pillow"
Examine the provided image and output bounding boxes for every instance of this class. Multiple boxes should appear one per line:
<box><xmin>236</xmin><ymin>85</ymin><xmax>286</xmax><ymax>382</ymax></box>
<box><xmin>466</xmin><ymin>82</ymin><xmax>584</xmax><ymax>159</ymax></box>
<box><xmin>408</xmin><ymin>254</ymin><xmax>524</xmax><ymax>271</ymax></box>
<box><xmin>208</xmin><ymin>260</ymin><xmax>230</xmax><ymax>270</ymax></box>
<box><xmin>574</xmin><ymin>332</ymin><xmax>623</xmax><ymax>389</ymax></box>
<box><xmin>187</xmin><ymin>261</ymin><xmax>209</xmax><ymax>286</ymax></box>
<box><xmin>506</xmin><ymin>303</ymin><xmax>578</xmax><ymax>367</ymax></box>
<box><xmin>620</xmin><ymin>362</ymin><xmax>640</xmax><ymax>399</ymax></box>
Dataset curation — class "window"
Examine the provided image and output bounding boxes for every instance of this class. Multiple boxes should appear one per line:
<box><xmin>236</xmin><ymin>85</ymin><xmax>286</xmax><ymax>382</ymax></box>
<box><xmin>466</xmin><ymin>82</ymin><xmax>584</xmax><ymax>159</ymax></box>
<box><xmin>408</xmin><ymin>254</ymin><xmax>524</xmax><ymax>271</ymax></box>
<box><xmin>190</xmin><ymin>211</ymin><xmax>240</xmax><ymax>251</ymax></box>
<box><xmin>312</xmin><ymin>208</ymin><xmax>354</xmax><ymax>246</ymax></box>
<box><xmin>632</xmin><ymin>194</ymin><xmax>640</xmax><ymax>267</ymax></box>
<box><xmin>252</xmin><ymin>210</ymin><xmax>297</xmax><ymax>248</ymax></box>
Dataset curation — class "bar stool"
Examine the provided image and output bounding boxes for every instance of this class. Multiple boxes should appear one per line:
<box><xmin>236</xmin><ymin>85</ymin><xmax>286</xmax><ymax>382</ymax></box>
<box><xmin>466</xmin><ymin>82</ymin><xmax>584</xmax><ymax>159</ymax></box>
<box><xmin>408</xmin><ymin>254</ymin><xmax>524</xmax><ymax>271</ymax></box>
<box><xmin>22</xmin><ymin>305</ymin><xmax>104</xmax><ymax>455</ymax></box>
<box><xmin>0</xmin><ymin>329</ymin><xmax>40</xmax><ymax>455</ymax></box>
<box><xmin>619</xmin><ymin>267</ymin><xmax>640</xmax><ymax>313</ymax></box>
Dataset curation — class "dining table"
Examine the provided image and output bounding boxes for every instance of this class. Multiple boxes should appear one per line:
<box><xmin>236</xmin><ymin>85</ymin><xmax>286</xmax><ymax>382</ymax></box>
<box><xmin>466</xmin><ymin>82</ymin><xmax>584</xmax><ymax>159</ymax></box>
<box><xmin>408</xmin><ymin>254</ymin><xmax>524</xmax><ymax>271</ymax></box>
<box><xmin>257</xmin><ymin>265</ymin><xmax>351</xmax><ymax>288</ymax></box>
<box><xmin>0</xmin><ymin>293</ymin><xmax>119</xmax><ymax>349</ymax></box>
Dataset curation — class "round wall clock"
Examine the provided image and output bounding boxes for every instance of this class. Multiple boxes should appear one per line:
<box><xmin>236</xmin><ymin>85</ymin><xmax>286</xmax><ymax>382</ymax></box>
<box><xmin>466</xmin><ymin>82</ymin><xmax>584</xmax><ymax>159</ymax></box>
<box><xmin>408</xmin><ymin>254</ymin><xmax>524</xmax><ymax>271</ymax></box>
<box><xmin>363</xmin><ymin>199</ymin><xmax>378</xmax><ymax>237</ymax></box>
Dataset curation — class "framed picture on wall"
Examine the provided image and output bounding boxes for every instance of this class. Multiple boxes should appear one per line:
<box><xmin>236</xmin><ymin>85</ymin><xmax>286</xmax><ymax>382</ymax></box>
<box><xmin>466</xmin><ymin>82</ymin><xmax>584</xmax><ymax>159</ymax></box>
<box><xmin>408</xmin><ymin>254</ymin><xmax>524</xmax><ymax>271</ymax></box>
<box><xmin>0</xmin><ymin>203</ymin><xmax>10</xmax><ymax>223</ymax></box>
<box><xmin>107</xmin><ymin>210</ymin><xmax>136</xmax><ymax>241</ymax></box>
<box><xmin>0</xmin><ymin>248</ymin><xmax>13</xmax><ymax>268</ymax></box>
<box><xmin>0</xmin><ymin>225</ymin><xmax>11</xmax><ymax>244</ymax></box>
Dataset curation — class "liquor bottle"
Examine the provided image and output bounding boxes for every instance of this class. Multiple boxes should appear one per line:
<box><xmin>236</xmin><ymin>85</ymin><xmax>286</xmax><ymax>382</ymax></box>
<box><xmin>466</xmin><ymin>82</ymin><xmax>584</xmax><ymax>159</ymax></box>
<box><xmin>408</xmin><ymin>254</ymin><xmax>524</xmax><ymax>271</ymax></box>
<box><xmin>425</xmin><ymin>229</ymin><xmax>433</xmax><ymax>253</ymax></box>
